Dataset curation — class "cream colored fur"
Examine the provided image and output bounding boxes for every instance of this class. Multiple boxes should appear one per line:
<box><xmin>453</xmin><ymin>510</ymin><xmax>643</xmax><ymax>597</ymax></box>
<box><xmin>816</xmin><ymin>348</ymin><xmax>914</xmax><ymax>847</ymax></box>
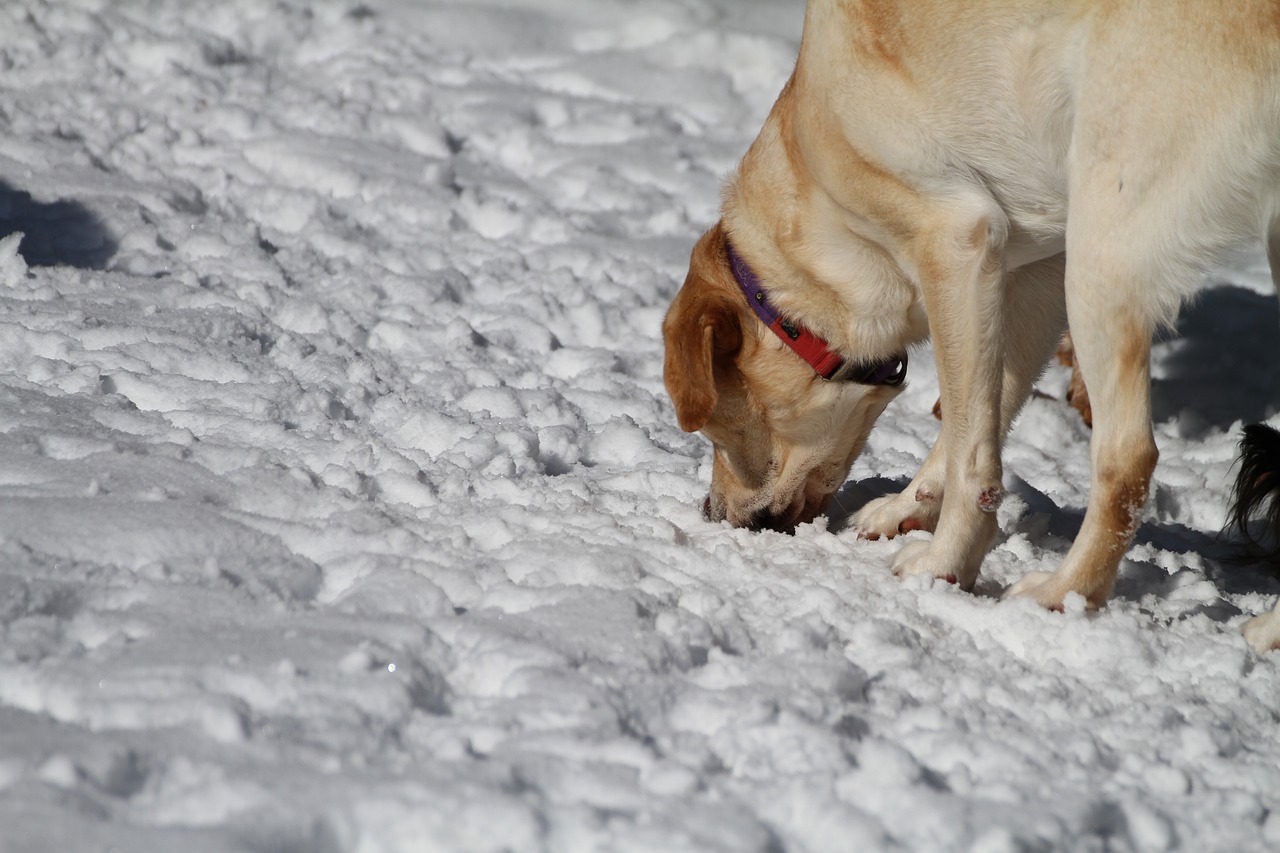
<box><xmin>663</xmin><ymin>0</ymin><xmax>1280</xmax><ymax>651</ymax></box>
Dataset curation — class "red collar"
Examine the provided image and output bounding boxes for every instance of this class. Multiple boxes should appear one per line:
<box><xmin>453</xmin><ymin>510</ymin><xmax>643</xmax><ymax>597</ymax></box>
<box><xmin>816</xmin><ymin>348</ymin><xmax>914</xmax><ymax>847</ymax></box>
<box><xmin>727</xmin><ymin>242</ymin><xmax>907</xmax><ymax>386</ymax></box>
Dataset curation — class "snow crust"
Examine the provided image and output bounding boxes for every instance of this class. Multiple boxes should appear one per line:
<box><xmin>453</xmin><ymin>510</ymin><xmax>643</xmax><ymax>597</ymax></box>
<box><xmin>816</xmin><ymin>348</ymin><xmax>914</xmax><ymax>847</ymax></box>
<box><xmin>2</xmin><ymin>1</ymin><xmax>1280</xmax><ymax>850</ymax></box>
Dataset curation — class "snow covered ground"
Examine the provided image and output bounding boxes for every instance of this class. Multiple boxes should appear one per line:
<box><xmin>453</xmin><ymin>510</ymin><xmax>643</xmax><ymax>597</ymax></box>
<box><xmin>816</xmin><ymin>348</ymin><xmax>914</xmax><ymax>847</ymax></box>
<box><xmin>2</xmin><ymin>0</ymin><xmax>1280</xmax><ymax>850</ymax></box>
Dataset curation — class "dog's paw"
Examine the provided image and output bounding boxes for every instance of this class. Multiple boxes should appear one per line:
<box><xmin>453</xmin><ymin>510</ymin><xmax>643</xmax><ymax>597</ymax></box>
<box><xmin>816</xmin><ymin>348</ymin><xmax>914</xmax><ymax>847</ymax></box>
<box><xmin>1002</xmin><ymin>571</ymin><xmax>1096</xmax><ymax>612</ymax></box>
<box><xmin>853</xmin><ymin>489</ymin><xmax>941</xmax><ymax>540</ymax></box>
<box><xmin>1002</xmin><ymin>571</ymin><xmax>1064</xmax><ymax>609</ymax></box>
<box><xmin>1242</xmin><ymin>607</ymin><xmax>1280</xmax><ymax>653</ymax></box>
<box><xmin>1003</xmin><ymin>570</ymin><xmax>1107</xmax><ymax>611</ymax></box>
<box><xmin>891</xmin><ymin>540</ymin><xmax>967</xmax><ymax>588</ymax></box>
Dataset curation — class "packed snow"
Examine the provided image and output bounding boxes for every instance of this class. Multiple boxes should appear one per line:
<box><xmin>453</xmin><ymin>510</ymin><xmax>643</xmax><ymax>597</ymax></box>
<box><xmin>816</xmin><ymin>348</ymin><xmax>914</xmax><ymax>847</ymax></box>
<box><xmin>2</xmin><ymin>1</ymin><xmax>1280</xmax><ymax>850</ymax></box>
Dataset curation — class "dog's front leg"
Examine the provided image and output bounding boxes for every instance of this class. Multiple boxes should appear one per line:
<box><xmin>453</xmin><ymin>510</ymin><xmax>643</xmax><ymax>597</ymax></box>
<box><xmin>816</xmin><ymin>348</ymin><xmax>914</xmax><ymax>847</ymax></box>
<box><xmin>855</xmin><ymin>254</ymin><xmax>1068</xmax><ymax>543</ymax></box>
<box><xmin>887</xmin><ymin>204</ymin><xmax>1012</xmax><ymax>588</ymax></box>
<box><xmin>1004</xmin><ymin>307</ymin><xmax>1157</xmax><ymax>607</ymax></box>
<box><xmin>1005</xmin><ymin>228</ymin><xmax>1159</xmax><ymax>608</ymax></box>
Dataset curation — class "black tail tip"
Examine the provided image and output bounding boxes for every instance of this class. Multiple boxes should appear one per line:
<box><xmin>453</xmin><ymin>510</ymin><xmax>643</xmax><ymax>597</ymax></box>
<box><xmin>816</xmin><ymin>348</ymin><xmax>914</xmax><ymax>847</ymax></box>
<box><xmin>1227</xmin><ymin>423</ymin><xmax>1280</xmax><ymax>562</ymax></box>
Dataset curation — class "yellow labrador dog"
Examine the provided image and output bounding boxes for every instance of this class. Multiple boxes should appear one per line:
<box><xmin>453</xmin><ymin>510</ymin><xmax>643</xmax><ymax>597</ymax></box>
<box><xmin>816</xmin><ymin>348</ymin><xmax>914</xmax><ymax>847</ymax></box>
<box><xmin>663</xmin><ymin>0</ymin><xmax>1280</xmax><ymax>649</ymax></box>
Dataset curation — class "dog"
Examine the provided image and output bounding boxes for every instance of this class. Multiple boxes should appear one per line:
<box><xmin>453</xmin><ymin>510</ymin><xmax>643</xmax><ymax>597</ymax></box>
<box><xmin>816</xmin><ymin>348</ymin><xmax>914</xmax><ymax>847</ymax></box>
<box><xmin>662</xmin><ymin>0</ymin><xmax>1280</xmax><ymax>650</ymax></box>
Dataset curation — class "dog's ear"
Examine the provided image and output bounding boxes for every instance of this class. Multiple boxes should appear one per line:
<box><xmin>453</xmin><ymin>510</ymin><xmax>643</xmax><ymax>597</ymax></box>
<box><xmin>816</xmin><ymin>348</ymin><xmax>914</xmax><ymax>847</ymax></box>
<box><xmin>663</xmin><ymin>228</ymin><xmax>742</xmax><ymax>432</ymax></box>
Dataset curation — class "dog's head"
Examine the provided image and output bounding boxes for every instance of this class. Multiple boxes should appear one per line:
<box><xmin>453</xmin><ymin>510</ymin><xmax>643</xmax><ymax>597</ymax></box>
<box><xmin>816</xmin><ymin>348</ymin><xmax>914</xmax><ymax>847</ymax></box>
<box><xmin>663</xmin><ymin>223</ymin><xmax>906</xmax><ymax>532</ymax></box>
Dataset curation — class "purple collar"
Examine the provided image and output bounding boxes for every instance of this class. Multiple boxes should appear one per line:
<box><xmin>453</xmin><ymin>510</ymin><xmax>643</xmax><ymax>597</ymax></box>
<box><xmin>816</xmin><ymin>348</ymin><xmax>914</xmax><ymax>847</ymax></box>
<box><xmin>727</xmin><ymin>242</ymin><xmax>907</xmax><ymax>386</ymax></box>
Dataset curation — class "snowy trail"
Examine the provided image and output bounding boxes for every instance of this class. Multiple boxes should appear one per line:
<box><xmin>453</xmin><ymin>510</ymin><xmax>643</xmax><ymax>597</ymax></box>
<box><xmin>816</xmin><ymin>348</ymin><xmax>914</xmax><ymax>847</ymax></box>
<box><xmin>2</xmin><ymin>1</ymin><xmax>1280</xmax><ymax>851</ymax></box>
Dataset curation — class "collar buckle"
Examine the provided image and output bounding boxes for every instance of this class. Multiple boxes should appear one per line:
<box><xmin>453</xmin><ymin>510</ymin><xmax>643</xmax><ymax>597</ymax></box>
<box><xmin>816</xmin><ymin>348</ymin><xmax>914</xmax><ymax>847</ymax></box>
<box><xmin>825</xmin><ymin>353</ymin><xmax>909</xmax><ymax>386</ymax></box>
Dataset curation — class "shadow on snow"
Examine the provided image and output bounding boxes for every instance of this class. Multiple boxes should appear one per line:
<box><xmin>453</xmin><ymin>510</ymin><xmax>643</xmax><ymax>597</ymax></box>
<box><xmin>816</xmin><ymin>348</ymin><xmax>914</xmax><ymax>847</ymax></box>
<box><xmin>0</xmin><ymin>179</ymin><xmax>117</xmax><ymax>269</ymax></box>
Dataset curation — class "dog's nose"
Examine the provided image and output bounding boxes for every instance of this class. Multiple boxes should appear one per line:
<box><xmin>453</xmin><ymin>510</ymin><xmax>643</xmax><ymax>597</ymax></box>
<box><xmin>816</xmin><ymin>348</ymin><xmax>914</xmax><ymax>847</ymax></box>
<box><xmin>747</xmin><ymin>507</ymin><xmax>794</xmax><ymax>534</ymax></box>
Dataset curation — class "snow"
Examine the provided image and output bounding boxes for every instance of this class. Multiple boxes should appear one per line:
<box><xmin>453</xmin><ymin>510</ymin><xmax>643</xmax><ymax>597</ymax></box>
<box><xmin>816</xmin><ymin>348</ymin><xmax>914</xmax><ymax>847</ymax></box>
<box><xmin>1</xmin><ymin>0</ymin><xmax>1279</xmax><ymax>850</ymax></box>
